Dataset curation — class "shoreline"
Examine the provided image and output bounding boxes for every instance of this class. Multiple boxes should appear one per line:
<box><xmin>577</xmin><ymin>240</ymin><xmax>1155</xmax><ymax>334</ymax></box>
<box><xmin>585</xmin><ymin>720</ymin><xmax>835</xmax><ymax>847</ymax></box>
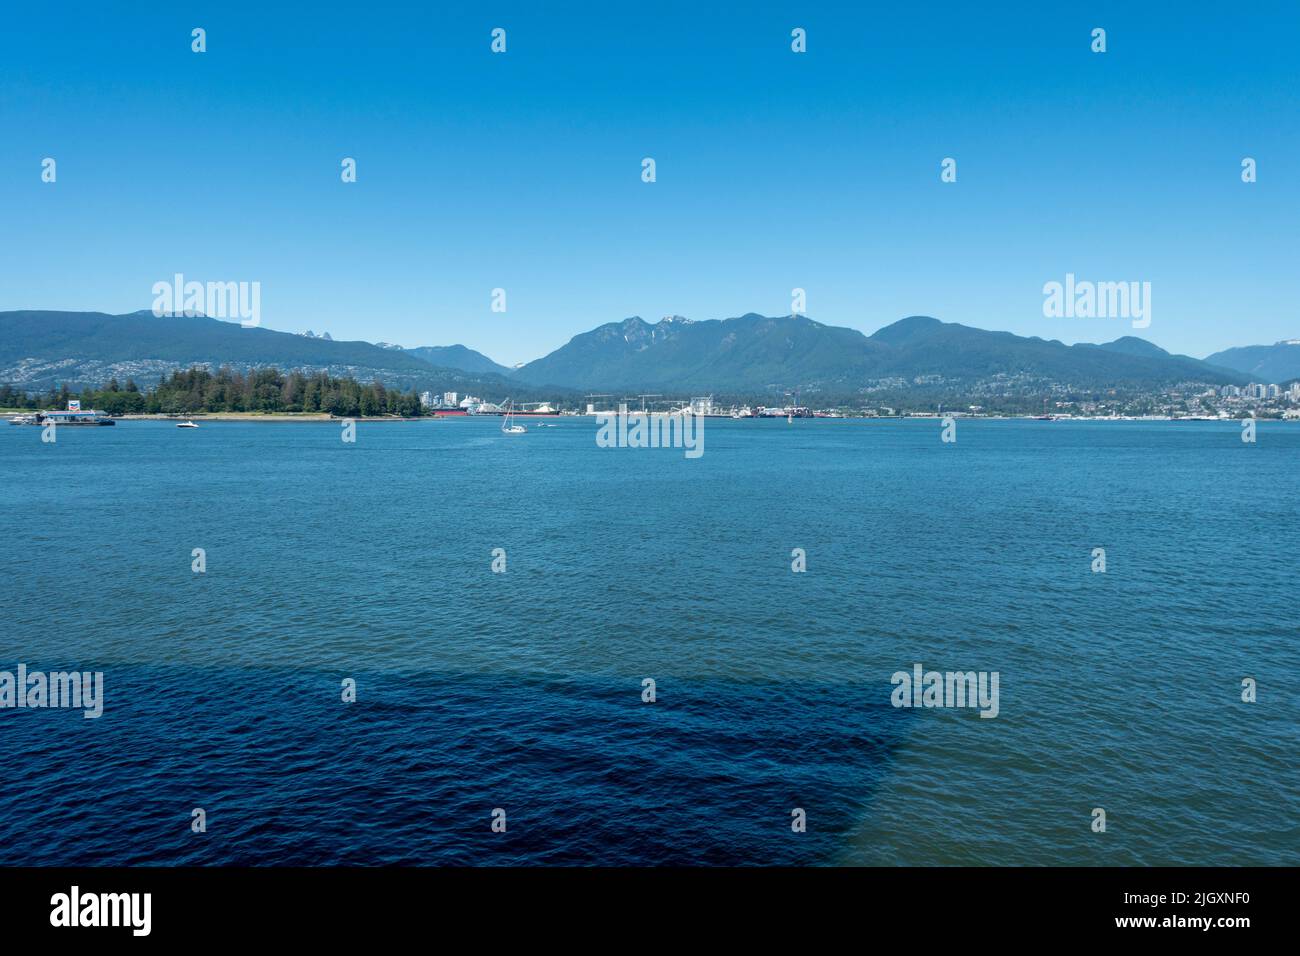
<box><xmin>116</xmin><ymin>413</ymin><xmax>427</xmax><ymax>422</ymax></box>
<box><xmin>4</xmin><ymin>410</ymin><xmax>1291</xmax><ymax>424</ymax></box>
<box><xmin>64</xmin><ymin>415</ymin><xmax>1300</xmax><ymax>424</ymax></box>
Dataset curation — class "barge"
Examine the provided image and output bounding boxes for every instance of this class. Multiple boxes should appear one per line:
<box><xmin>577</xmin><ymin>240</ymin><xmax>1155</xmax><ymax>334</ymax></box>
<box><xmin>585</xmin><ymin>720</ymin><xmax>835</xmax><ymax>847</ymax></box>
<box><xmin>9</xmin><ymin>410</ymin><xmax>116</xmax><ymax>426</ymax></box>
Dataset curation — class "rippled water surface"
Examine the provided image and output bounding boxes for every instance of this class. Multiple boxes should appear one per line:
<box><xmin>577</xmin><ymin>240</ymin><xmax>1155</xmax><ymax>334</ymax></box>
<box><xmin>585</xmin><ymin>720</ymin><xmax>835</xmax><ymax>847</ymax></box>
<box><xmin>1</xmin><ymin>417</ymin><xmax>1296</xmax><ymax>865</ymax></box>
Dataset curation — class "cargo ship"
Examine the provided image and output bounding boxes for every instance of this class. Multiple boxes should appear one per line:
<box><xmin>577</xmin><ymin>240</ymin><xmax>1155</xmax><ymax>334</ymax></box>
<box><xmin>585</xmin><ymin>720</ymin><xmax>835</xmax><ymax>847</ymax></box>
<box><xmin>468</xmin><ymin>401</ymin><xmax>567</xmax><ymax>418</ymax></box>
<box><xmin>489</xmin><ymin>409</ymin><xmax>567</xmax><ymax>417</ymax></box>
<box><xmin>430</xmin><ymin>406</ymin><xmax>569</xmax><ymax>418</ymax></box>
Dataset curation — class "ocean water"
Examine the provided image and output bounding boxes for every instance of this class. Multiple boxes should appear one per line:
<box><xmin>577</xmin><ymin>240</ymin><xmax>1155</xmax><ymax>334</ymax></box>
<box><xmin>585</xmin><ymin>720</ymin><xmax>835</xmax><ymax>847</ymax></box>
<box><xmin>0</xmin><ymin>416</ymin><xmax>1296</xmax><ymax>866</ymax></box>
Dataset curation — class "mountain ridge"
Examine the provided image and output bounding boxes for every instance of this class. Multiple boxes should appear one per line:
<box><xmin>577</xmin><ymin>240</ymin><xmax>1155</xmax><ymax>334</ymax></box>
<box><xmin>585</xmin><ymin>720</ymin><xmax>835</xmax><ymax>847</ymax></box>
<box><xmin>0</xmin><ymin>308</ymin><xmax>1260</xmax><ymax>398</ymax></box>
<box><xmin>510</xmin><ymin>312</ymin><xmax>1247</xmax><ymax>393</ymax></box>
<box><xmin>0</xmin><ymin>310</ymin><xmax>546</xmax><ymax>398</ymax></box>
<box><xmin>403</xmin><ymin>344</ymin><xmax>512</xmax><ymax>377</ymax></box>
<box><xmin>1204</xmin><ymin>340</ymin><xmax>1300</xmax><ymax>383</ymax></box>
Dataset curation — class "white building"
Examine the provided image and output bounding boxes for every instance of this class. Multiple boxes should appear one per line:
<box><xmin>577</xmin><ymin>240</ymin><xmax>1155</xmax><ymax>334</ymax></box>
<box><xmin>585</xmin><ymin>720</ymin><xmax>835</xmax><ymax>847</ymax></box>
<box><xmin>419</xmin><ymin>391</ymin><xmax>434</xmax><ymax>407</ymax></box>
<box><xmin>443</xmin><ymin>391</ymin><xmax>458</xmax><ymax>407</ymax></box>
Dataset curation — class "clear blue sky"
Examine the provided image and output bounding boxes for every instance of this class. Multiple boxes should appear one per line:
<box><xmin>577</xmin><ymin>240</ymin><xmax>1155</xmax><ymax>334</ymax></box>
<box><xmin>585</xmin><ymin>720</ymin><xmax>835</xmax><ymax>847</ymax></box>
<box><xmin>2</xmin><ymin>1</ymin><xmax>1296</xmax><ymax>365</ymax></box>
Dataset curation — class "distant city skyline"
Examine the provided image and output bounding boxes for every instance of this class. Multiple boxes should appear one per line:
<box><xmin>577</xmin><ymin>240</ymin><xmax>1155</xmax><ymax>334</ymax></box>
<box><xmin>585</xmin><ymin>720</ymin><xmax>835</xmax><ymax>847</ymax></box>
<box><xmin>2</xmin><ymin>3</ymin><xmax>1296</xmax><ymax>365</ymax></box>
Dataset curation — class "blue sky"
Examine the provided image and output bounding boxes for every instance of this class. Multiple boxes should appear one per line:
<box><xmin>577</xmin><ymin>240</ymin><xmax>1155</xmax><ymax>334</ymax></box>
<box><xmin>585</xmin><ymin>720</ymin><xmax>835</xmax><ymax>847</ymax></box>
<box><xmin>2</xmin><ymin>2</ymin><xmax>1296</xmax><ymax>365</ymax></box>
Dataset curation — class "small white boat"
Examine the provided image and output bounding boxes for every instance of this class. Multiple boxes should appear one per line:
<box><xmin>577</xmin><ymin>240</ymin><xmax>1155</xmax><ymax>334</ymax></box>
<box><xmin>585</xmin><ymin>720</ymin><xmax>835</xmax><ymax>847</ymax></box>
<box><xmin>501</xmin><ymin>400</ymin><xmax>526</xmax><ymax>434</ymax></box>
<box><xmin>177</xmin><ymin>420</ymin><xmax>199</xmax><ymax>428</ymax></box>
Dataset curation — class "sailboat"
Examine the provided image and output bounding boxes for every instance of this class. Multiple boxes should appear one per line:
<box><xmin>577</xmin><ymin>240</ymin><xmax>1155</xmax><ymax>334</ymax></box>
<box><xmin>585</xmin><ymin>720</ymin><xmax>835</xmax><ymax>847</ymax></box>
<box><xmin>501</xmin><ymin>399</ymin><xmax>527</xmax><ymax>434</ymax></box>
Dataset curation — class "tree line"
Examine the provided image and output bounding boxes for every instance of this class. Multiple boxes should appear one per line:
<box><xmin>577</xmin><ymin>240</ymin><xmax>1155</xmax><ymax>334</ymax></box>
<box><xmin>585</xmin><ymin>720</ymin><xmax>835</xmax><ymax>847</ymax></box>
<box><xmin>0</xmin><ymin>367</ymin><xmax>428</xmax><ymax>417</ymax></box>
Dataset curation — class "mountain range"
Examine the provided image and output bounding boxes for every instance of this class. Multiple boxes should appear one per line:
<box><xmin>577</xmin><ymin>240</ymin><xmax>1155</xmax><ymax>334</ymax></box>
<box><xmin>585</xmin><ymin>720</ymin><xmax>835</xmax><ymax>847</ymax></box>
<box><xmin>400</xmin><ymin>344</ymin><xmax>512</xmax><ymax>377</ymax></box>
<box><xmin>507</xmin><ymin>313</ymin><xmax>1245</xmax><ymax>394</ymax></box>
<box><xmin>0</xmin><ymin>310</ymin><xmax>542</xmax><ymax>399</ymax></box>
<box><xmin>0</xmin><ymin>308</ymin><xmax>1271</xmax><ymax>400</ymax></box>
<box><xmin>1204</xmin><ymin>341</ymin><xmax>1300</xmax><ymax>383</ymax></box>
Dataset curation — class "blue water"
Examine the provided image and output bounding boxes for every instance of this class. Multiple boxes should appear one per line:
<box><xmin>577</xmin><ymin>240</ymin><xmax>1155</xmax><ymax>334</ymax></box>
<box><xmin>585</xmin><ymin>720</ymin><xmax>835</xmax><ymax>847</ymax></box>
<box><xmin>1</xmin><ymin>417</ymin><xmax>1296</xmax><ymax>865</ymax></box>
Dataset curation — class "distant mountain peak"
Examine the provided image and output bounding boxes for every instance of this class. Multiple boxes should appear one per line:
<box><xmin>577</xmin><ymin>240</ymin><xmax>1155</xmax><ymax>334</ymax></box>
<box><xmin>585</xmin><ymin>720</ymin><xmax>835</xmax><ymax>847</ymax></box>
<box><xmin>893</xmin><ymin>315</ymin><xmax>943</xmax><ymax>329</ymax></box>
<box><xmin>1205</xmin><ymin>339</ymin><xmax>1300</xmax><ymax>382</ymax></box>
<box><xmin>130</xmin><ymin>308</ymin><xmax>210</xmax><ymax>319</ymax></box>
<box><xmin>136</xmin><ymin>309</ymin><xmax>211</xmax><ymax>320</ymax></box>
<box><xmin>868</xmin><ymin>315</ymin><xmax>946</xmax><ymax>346</ymax></box>
<box><xmin>403</xmin><ymin>343</ymin><xmax>511</xmax><ymax>377</ymax></box>
<box><xmin>1094</xmin><ymin>336</ymin><xmax>1169</xmax><ymax>358</ymax></box>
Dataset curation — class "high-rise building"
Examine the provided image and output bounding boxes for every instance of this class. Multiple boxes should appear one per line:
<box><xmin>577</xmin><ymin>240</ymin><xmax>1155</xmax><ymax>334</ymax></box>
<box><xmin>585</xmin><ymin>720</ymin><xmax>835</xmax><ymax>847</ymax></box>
<box><xmin>443</xmin><ymin>391</ymin><xmax>458</xmax><ymax>407</ymax></box>
<box><xmin>419</xmin><ymin>391</ymin><xmax>434</xmax><ymax>407</ymax></box>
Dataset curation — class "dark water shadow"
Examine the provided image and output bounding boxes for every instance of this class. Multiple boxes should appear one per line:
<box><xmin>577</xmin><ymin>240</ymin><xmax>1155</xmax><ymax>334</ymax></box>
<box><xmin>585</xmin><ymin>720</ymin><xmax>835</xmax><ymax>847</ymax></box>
<box><xmin>0</xmin><ymin>666</ymin><xmax>915</xmax><ymax>866</ymax></box>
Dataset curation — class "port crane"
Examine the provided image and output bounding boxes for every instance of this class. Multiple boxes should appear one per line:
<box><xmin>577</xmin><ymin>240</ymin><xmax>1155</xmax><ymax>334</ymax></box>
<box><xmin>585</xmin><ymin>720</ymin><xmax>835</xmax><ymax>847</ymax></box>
<box><xmin>584</xmin><ymin>393</ymin><xmax>612</xmax><ymax>414</ymax></box>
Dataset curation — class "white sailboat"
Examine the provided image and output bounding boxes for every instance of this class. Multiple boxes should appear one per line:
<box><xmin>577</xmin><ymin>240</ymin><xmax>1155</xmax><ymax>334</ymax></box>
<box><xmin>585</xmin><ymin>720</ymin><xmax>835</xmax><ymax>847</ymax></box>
<box><xmin>501</xmin><ymin>399</ymin><xmax>527</xmax><ymax>434</ymax></box>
